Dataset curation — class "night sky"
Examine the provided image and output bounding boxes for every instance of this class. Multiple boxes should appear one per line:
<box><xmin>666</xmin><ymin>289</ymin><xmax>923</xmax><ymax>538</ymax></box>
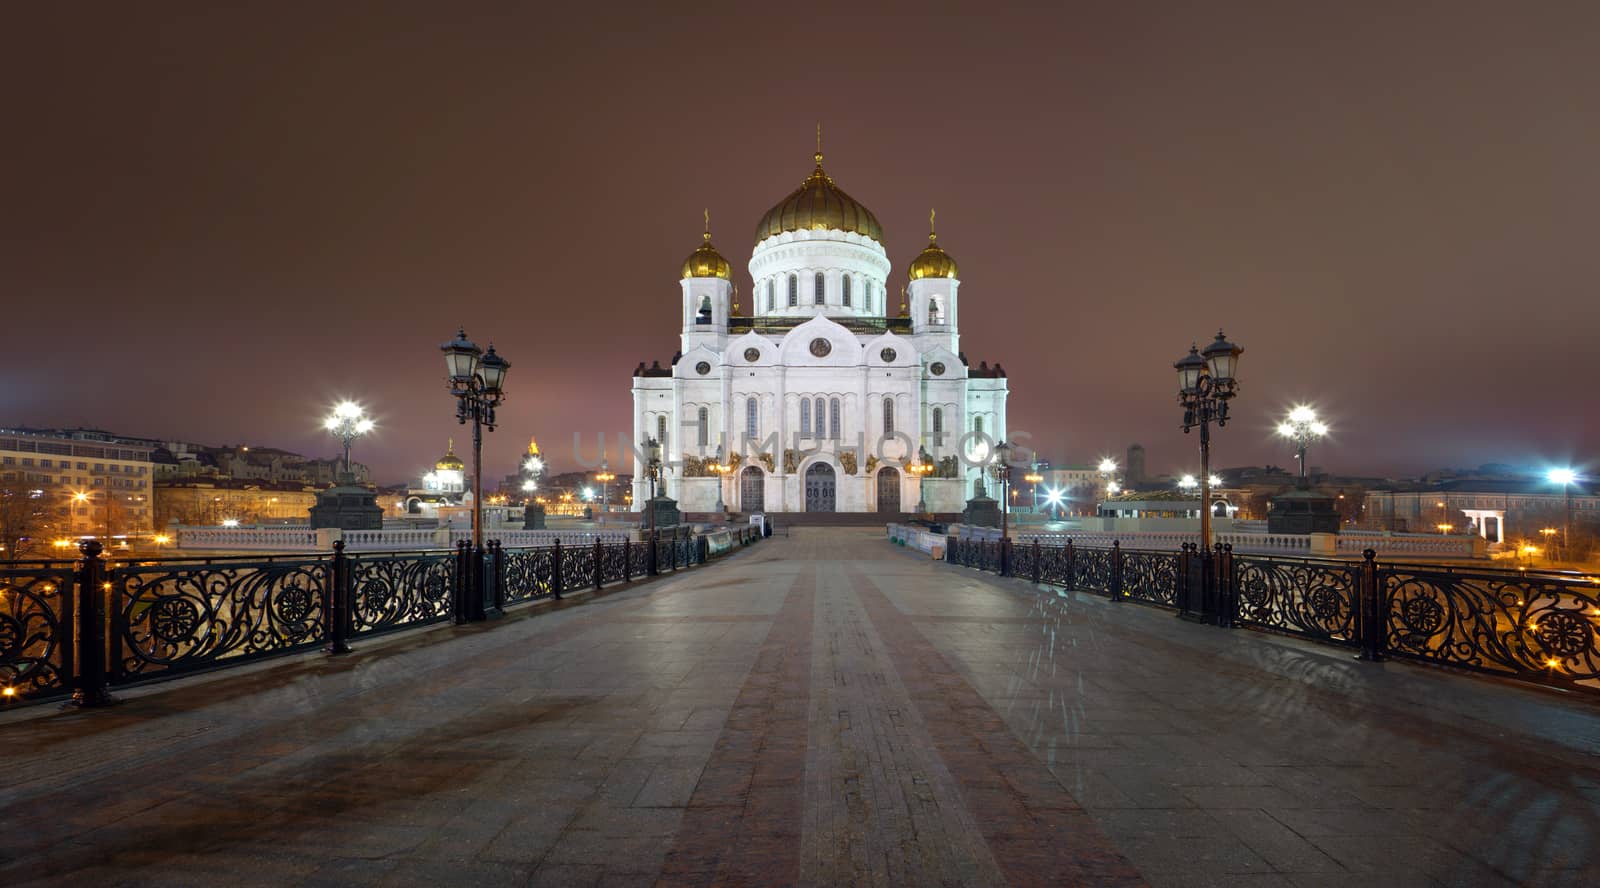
<box><xmin>4</xmin><ymin>3</ymin><xmax>1597</xmax><ymax>485</ymax></box>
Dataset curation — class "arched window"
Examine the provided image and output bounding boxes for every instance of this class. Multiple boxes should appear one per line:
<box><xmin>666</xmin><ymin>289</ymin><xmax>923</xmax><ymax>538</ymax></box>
<box><xmin>974</xmin><ymin>415</ymin><xmax>984</xmax><ymax>436</ymax></box>
<box><xmin>830</xmin><ymin>398</ymin><xmax>841</xmax><ymax>439</ymax></box>
<box><xmin>787</xmin><ymin>275</ymin><xmax>798</xmax><ymax>307</ymax></box>
<box><xmin>745</xmin><ymin>397</ymin><xmax>759</xmax><ymax>440</ymax></box>
<box><xmin>657</xmin><ymin>415</ymin><xmax>668</xmax><ymax>451</ymax></box>
<box><xmin>842</xmin><ymin>276</ymin><xmax>852</xmax><ymax>306</ymax></box>
<box><xmin>932</xmin><ymin>407</ymin><xmax>943</xmax><ymax>443</ymax></box>
<box><xmin>696</xmin><ymin>406</ymin><xmax>708</xmax><ymax>447</ymax></box>
<box><xmin>800</xmin><ymin>398</ymin><xmax>811</xmax><ymax>437</ymax></box>
<box><xmin>814</xmin><ymin>272</ymin><xmax>825</xmax><ymax>305</ymax></box>
<box><xmin>883</xmin><ymin>397</ymin><xmax>895</xmax><ymax>437</ymax></box>
<box><xmin>766</xmin><ymin>280</ymin><xmax>774</xmax><ymax>312</ymax></box>
<box><xmin>929</xmin><ymin>297</ymin><xmax>942</xmax><ymax>324</ymax></box>
<box><xmin>815</xmin><ymin>397</ymin><xmax>826</xmax><ymax>438</ymax></box>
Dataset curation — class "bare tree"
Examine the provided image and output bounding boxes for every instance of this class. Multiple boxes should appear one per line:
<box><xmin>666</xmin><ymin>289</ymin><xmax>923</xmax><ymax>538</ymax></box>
<box><xmin>0</xmin><ymin>482</ymin><xmax>61</xmax><ymax>561</ymax></box>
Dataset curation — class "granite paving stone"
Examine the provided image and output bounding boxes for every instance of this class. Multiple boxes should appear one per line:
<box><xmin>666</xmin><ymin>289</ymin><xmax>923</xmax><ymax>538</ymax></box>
<box><xmin>2</xmin><ymin>528</ymin><xmax>1598</xmax><ymax>886</ymax></box>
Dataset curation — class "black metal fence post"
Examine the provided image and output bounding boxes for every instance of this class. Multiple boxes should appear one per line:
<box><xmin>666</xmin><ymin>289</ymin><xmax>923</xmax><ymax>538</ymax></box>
<box><xmin>1065</xmin><ymin>539</ymin><xmax>1077</xmax><ymax>590</ymax></box>
<box><xmin>1216</xmin><ymin>544</ymin><xmax>1236</xmax><ymax>628</ymax></box>
<box><xmin>1357</xmin><ymin>549</ymin><xmax>1386</xmax><ymax>661</ymax></box>
<box><xmin>1110</xmin><ymin>541</ymin><xmax>1124</xmax><ymax>601</ymax></box>
<box><xmin>70</xmin><ymin>540</ymin><xmax>113</xmax><ymax>708</ymax></box>
<box><xmin>1031</xmin><ymin>540</ymin><xmax>1042</xmax><ymax>585</ymax></box>
<box><xmin>622</xmin><ymin>538</ymin><xmax>632</xmax><ymax>578</ymax></box>
<box><xmin>552</xmin><ymin>539</ymin><xmax>565</xmax><ymax>600</ymax></box>
<box><xmin>1000</xmin><ymin>536</ymin><xmax>1012</xmax><ymax>577</ymax></box>
<box><xmin>491</xmin><ymin>540</ymin><xmax>506</xmax><ymax>612</ymax></box>
<box><xmin>325</xmin><ymin>540</ymin><xmax>351</xmax><ymax>655</ymax></box>
<box><xmin>593</xmin><ymin>539</ymin><xmax>604</xmax><ymax>590</ymax></box>
<box><xmin>451</xmin><ymin>540</ymin><xmax>470</xmax><ymax>624</ymax></box>
<box><xmin>1176</xmin><ymin>543</ymin><xmax>1194</xmax><ymax>619</ymax></box>
<box><xmin>648</xmin><ymin>530</ymin><xmax>659</xmax><ymax>576</ymax></box>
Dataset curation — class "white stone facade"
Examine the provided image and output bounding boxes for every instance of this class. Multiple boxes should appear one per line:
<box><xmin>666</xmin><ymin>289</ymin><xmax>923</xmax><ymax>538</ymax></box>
<box><xmin>631</xmin><ymin>162</ymin><xmax>1009</xmax><ymax>514</ymax></box>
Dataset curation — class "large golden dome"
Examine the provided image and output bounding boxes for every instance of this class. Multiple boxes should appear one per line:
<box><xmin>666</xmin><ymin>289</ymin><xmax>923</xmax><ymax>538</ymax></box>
<box><xmin>907</xmin><ymin>210</ymin><xmax>958</xmax><ymax>280</ymax></box>
<box><xmin>755</xmin><ymin>151</ymin><xmax>884</xmax><ymax>245</ymax></box>
<box><xmin>435</xmin><ymin>439</ymin><xmax>464</xmax><ymax>472</ymax></box>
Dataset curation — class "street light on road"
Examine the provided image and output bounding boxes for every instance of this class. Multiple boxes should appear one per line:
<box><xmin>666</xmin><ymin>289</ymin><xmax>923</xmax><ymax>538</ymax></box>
<box><xmin>323</xmin><ymin>401</ymin><xmax>375</xmax><ymax>480</ymax></box>
<box><xmin>1276</xmin><ymin>406</ymin><xmax>1329</xmax><ymax>487</ymax></box>
<box><xmin>441</xmin><ymin>328</ymin><xmax>510</xmax><ymax>552</ymax></box>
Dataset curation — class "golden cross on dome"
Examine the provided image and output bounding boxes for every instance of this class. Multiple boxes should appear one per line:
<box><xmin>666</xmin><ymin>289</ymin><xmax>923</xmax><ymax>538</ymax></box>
<box><xmin>703</xmin><ymin>207</ymin><xmax>711</xmax><ymax>241</ymax></box>
<box><xmin>929</xmin><ymin>208</ymin><xmax>937</xmax><ymax>242</ymax></box>
<box><xmin>815</xmin><ymin>122</ymin><xmax>823</xmax><ymax>165</ymax></box>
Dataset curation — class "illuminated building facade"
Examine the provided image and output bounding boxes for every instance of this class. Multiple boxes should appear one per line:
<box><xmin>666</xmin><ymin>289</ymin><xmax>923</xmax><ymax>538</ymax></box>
<box><xmin>631</xmin><ymin>146</ymin><xmax>1009</xmax><ymax>514</ymax></box>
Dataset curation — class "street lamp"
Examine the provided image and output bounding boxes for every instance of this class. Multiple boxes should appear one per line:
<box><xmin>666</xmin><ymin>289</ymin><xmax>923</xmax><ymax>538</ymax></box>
<box><xmin>1043</xmin><ymin>485</ymin><xmax>1066</xmax><ymax>520</ymax></box>
<box><xmin>1174</xmin><ymin>329</ymin><xmax>1243</xmax><ymax>548</ymax></box>
<box><xmin>1547</xmin><ymin>468</ymin><xmax>1578</xmax><ymax>557</ymax></box>
<box><xmin>440</xmin><ymin>328</ymin><xmax>510</xmax><ymax>551</ymax></box>
<box><xmin>1024</xmin><ymin>467</ymin><xmax>1044</xmax><ymax>514</ymax></box>
<box><xmin>595</xmin><ymin>462</ymin><xmax>616</xmax><ymax>516</ymax></box>
<box><xmin>323</xmin><ymin>400</ymin><xmax>375</xmax><ymax>480</ymax></box>
<box><xmin>910</xmin><ymin>447</ymin><xmax>934</xmax><ymax>513</ymax></box>
<box><xmin>644</xmin><ymin>436</ymin><xmax>663</xmax><ymax>534</ymax></box>
<box><xmin>1275</xmin><ymin>405</ymin><xmax>1329</xmax><ymax>487</ymax></box>
<box><xmin>993</xmin><ymin>440</ymin><xmax>1016</xmax><ymax>541</ymax></box>
<box><xmin>710</xmin><ymin>445</ymin><xmax>727</xmax><ymax>514</ymax></box>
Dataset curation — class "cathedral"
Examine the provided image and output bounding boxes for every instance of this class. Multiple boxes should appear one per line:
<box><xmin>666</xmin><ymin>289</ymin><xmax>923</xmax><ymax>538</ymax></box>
<box><xmin>631</xmin><ymin>145</ymin><xmax>1009</xmax><ymax>514</ymax></box>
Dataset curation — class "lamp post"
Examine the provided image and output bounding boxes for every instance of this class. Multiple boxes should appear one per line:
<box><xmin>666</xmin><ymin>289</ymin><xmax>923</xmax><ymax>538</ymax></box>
<box><xmin>994</xmin><ymin>441</ymin><xmax>1015</xmax><ymax>537</ymax></box>
<box><xmin>644</xmin><ymin>436</ymin><xmax>662</xmax><ymax>534</ymax></box>
<box><xmin>595</xmin><ymin>462</ymin><xmax>616</xmax><ymax>517</ymax></box>
<box><xmin>1024</xmin><ymin>467</ymin><xmax>1044</xmax><ymax>514</ymax></box>
<box><xmin>1275</xmin><ymin>406</ymin><xmax>1328</xmax><ymax>487</ymax></box>
<box><xmin>440</xmin><ymin>328</ymin><xmax>510</xmax><ymax>551</ymax></box>
<box><xmin>1547</xmin><ymin>468</ymin><xmax>1577</xmax><ymax>558</ymax></box>
<box><xmin>323</xmin><ymin>401</ymin><xmax>375</xmax><ymax>481</ymax></box>
<box><xmin>1174</xmin><ymin>330</ymin><xmax>1243</xmax><ymax>548</ymax></box>
<box><xmin>911</xmin><ymin>447</ymin><xmax>934</xmax><ymax>514</ymax></box>
<box><xmin>710</xmin><ymin>445</ymin><xmax>727</xmax><ymax>515</ymax></box>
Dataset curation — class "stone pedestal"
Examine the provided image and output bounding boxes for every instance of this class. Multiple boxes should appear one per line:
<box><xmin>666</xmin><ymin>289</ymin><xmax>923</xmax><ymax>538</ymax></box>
<box><xmin>309</xmin><ymin>475</ymin><xmax>383</xmax><ymax>530</ymax></box>
<box><xmin>1267</xmin><ymin>487</ymin><xmax>1341</xmax><ymax>535</ymax></box>
<box><xmin>645</xmin><ymin>496</ymin><xmax>681</xmax><ymax>529</ymax></box>
<box><xmin>523</xmin><ymin>503</ymin><xmax>546</xmax><ymax>529</ymax></box>
<box><xmin>963</xmin><ymin>495</ymin><xmax>1002</xmax><ymax>529</ymax></box>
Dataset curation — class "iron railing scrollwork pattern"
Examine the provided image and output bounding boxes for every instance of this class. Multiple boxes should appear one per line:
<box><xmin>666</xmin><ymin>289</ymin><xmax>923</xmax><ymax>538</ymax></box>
<box><xmin>937</xmin><ymin>532</ymin><xmax>1599</xmax><ymax>695</ymax></box>
<box><xmin>347</xmin><ymin>551</ymin><xmax>454</xmax><ymax>637</ymax></box>
<box><xmin>0</xmin><ymin>564</ymin><xmax>75</xmax><ymax>699</ymax></box>
<box><xmin>1232</xmin><ymin>556</ymin><xmax>1360</xmax><ymax>646</ymax></box>
<box><xmin>1121</xmin><ymin>550</ymin><xmax>1180</xmax><ymax>607</ymax></box>
<box><xmin>502</xmin><ymin>546</ymin><xmax>556</xmax><ymax>603</ymax></box>
<box><xmin>112</xmin><ymin>558</ymin><xmax>331</xmax><ymax>681</ymax></box>
<box><xmin>1381</xmin><ymin>566</ymin><xmax>1600</xmax><ymax>682</ymax></box>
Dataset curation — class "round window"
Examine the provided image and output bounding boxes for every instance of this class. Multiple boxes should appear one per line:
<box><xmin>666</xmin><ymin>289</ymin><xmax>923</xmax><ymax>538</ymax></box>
<box><xmin>695</xmin><ymin>361</ymin><xmax>711</xmax><ymax>376</ymax></box>
<box><xmin>880</xmin><ymin>348</ymin><xmax>897</xmax><ymax>363</ymax></box>
<box><xmin>930</xmin><ymin>361</ymin><xmax>946</xmax><ymax>376</ymax></box>
<box><xmin>744</xmin><ymin>347</ymin><xmax>761</xmax><ymax>362</ymax></box>
<box><xmin>809</xmin><ymin>338</ymin><xmax>832</xmax><ymax>358</ymax></box>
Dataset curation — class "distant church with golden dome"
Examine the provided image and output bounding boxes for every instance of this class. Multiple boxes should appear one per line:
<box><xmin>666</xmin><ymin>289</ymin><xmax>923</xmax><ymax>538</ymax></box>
<box><xmin>631</xmin><ymin>142</ymin><xmax>1009</xmax><ymax>515</ymax></box>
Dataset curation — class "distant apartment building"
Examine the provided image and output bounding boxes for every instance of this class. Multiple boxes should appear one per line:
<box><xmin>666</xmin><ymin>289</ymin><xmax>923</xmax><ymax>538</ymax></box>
<box><xmin>1364</xmin><ymin>479</ymin><xmax>1598</xmax><ymax>544</ymax></box>
<box><xmin>153</xmin><ymin>480</ymin><xmax>321</xmax><ymax>527</ymax></box>
<box><xmin>0</xmin><ymin>428</ymin><xmax>155</xmax><ymax>537</ymax></box>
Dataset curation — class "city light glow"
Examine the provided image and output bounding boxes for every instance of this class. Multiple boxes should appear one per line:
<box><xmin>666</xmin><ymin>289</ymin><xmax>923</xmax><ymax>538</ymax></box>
<box><xmin>1208</xmin><ymin>474</ymin><xmax>1223</xmax><ymax>487</ymax></box>
<box><xmin>524</xmin><ymin>456</ymin><xmax>545</xmax><ymax>474</ymax></box>
<box><xmin>1178</xmin><ymin>475</ymin><xmax>1197</xmax><ymax>490</ymax></box>
<box><xmin>222</xmin><ymin>518</ymin><xmax>239</xmax><ymax>528</ymax></box>
<box><xmin>1547</xmin><ymin>468</ymin><xmax>1577</xmax><ymax>485</ymax></box>
<box><xmin>1098</xmin><ymin>457</ymin><xmax>1118</xmax><ymax>473</ymax></box>
<box><xmin>1043</xmin><ymin>486</ymin><xmax>1066</xmax><ymax>509</ymax></box>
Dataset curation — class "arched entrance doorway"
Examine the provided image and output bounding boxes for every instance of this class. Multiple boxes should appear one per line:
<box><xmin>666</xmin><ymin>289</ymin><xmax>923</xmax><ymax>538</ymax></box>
<box><xmin>877</xmin><ymin>467</ymin><xmax>901</xmax><ymax>513</ymax></box>
<box><xmin>739</xmin><ymin>465</ymin><xmax>764</xmax><ymax>513</ymax></box>
<box><xmin>804</xmin><ymin>462</ymin><xmax>836</xmax><ymax>512</ymax></box>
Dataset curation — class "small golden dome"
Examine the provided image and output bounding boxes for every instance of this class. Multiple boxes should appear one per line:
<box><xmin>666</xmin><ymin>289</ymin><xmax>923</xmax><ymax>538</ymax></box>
<box><xmin>681</xmin><ymin>209</ymin><xmax>732</xmax><ymax>280</ymax></box>
<box><xmin>754</xmin><ymin>148</ymin><xmax>884</xmax><ymax>245</ymax></box>
<box><xmin>908</xmin><ymin>209</ymin><xmax>958</xmax><ymax>280</ymax></box>
<box><xmin>435</xmin><ymin>439</ymin><xmax>464</xmax><ymax>472</ymax></box>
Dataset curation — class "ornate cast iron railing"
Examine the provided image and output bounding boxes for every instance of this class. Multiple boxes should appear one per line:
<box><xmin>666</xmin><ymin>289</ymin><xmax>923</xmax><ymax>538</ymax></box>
<box><xmin>6</xmin><ymin>528</ymin><xmax>756</xmax><ymax>708</ymax></box>
<box><xmin>1121</xmin><ymin>550</ymin><xmax>1180</xmax><ymax>607</ymax></box>
<box><xmin>1381</xmin><ymin>565</ymin><xmax>1600</xmax><ymax>683</ymax></box>
<box><xmin>111</xmin><ymin>557</ymin><xmax>332</xmax><ymax>681</ymax></box>
<box><xmin>936</xmin><ymin>533</ymin><xmax>1600</xmax><ymax>694</ymax></box>
<box><xmin>347</xmin><ymin>551</ymin><xmax>454</xmax><ymax>637</ymax></box>
<box><xmin>1233</xmin><ymin>555</ymin><xmax>1360</xmax><ymax>646</ymax></box>
<box><xmin>0</xmin><ymin>563</ymin><xmax>75</xmax><ymax>700</ymax></box>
